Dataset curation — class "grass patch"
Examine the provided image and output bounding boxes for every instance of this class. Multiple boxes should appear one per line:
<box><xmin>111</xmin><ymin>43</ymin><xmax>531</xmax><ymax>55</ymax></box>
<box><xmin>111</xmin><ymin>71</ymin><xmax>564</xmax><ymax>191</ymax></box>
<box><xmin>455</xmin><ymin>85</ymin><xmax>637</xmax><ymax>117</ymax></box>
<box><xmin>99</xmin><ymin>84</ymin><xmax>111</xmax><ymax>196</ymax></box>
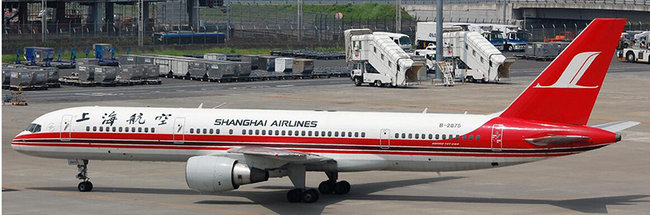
<box><xmin>232</xmin><ymin>3</ymin><xmax>412</xmax><ymax>21</ymax></box>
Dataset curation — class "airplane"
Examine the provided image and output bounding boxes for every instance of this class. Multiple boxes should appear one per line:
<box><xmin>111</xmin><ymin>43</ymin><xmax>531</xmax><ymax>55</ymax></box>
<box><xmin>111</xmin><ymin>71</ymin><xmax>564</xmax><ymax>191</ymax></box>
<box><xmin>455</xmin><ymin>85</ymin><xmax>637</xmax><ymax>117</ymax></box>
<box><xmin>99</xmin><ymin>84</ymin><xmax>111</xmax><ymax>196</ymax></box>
<box><xmin>11</xmin><ymin>18</ymin><xmax>639</xmax><ymax>203</ymax></box>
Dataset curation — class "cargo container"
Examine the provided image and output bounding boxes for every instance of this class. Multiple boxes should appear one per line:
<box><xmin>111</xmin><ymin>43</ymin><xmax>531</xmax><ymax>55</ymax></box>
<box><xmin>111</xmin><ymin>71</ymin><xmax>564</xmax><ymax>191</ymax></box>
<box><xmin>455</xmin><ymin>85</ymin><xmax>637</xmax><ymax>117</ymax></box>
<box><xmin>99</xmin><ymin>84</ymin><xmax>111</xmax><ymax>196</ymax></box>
<box><xmin>241</xmin><ymin>55</ymin><xmax>260</xmax><ymax>70</ymax></box>
<box><xmin>117</xmin><ymin>65</ymin><xmax>144</xmax><ymax>82</ymax></box>
<box><xmin>142</xmin><ymin>64</ymin><xmax>160</xmax><ymax>80</ymax></box>
<box><xmin>36</xmin><ymin>67</ymin><xmax>60</xmax><ymax>88</ymax></box>
<box><xmin>118</xmin><ymin>55</ymin><xmax>138</xmax><ymax>65</ymax></box>
<box><xmin>10</xmin><ymin>69</ymin><xmax>48</xmax><ymax>90</ymax></box>
<box><xmin>232</xmin><ymin>61</ymin><xmax>252</xmax><ymax>80</ymax></box>
<box><xmin>76</xmin><ymin>65</ymin><xmax>95</xmax><ymax>82</ymax></box>
<box><xmin>94</xmin><ymin>66</ymin><xmax>117</xmax><ymax>85</ymax></box>
<box><xmin>292</xmin><ymin>59</ymin><xmax>314</xmax><ymax>75</ymax></box>
<box><xmin>23</xmin><ymin>47</ymin><xmax>54</xmax><ymax>66</ymax></box>
<box><xmin>275</xmin><ymin>58</ymin><xmax>294</xmax><ymax>73</ymax></box>
<box><xmin>204</xmin><ymin>53</ymin><xmax>227</xmax><ymax>61</ymax></box>
<box><xmin>258</xmin><ymin>56</ymin><xmax>277</xmax><ymax>71</ymax></box>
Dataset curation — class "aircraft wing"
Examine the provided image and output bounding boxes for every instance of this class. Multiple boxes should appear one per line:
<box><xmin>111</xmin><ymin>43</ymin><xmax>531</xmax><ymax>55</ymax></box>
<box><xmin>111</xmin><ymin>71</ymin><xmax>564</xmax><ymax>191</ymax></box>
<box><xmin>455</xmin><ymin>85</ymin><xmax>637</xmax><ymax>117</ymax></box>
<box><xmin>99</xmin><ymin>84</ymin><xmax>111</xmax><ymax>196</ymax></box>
<box><xmin>592</xmin><ymin>121</ymin><xmax>640</xmax><ymax>133</ymax></box>
<box><xmin>524</xmin><ymin>135</ymin><xmax>591</xmax><ymax>146</ymax></box>
<box><xmin>227</xmin><ymin>146</ymin><xmax>333</xmax><ymax>169</ymax></box>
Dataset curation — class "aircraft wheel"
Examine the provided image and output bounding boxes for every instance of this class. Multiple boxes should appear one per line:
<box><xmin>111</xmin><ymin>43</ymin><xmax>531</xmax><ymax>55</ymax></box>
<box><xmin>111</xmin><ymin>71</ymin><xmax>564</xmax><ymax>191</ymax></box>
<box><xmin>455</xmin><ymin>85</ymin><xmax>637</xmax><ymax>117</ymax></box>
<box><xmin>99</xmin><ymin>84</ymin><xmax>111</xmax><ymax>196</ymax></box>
<box><xmin>78</xmin><ymin>181</ymin><xmax>93</xmax><ymax>192</ymax></box>
<box><xmin>334</xmin><ymin>180</ymin><xmax>351</xmax><ymax>195</ymax></box>
<box><xmin>318</xmin><ymin>180</ymin><xmax>335</xmax><ymax>194</ymax></box>
<box><xmin>287</xmin><ymin>188</ymin><xmax>303</xmax><ymax>203</ymax></box>
<box><xmin>302</xmin><ymin>189</ymin><xmax>320</xmax><ymax>203</ymax></box>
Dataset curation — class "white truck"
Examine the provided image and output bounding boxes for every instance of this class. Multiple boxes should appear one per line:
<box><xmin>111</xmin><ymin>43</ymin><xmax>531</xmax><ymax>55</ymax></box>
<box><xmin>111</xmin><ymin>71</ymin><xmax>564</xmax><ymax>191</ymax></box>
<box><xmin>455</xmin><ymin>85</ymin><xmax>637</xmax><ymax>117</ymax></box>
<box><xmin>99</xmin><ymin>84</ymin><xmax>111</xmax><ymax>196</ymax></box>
<box><xmin>620</xmin><ymin>46</ymin><xmax>650</xmax><ymax>63</ymax></box>
<box><xmin>345</xmin><ymin>29</ymin><xmax>424</xmax><ymax>87</ymax></box>
<box><xmin>416</xmin><ymin>22</ymin><xmax>515</xmax><ymax>82</ymax></box>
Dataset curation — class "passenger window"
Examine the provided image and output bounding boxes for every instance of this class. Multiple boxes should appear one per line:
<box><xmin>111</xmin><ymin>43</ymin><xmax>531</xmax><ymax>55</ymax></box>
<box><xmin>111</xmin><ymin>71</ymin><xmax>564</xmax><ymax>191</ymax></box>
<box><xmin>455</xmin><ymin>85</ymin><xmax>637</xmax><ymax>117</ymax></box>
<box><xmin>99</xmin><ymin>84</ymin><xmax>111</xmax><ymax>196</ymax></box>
<box><xmin>341</xmin><ymin>132</ymin><xmax>345</xmax><ymax>137</ymax></box>
<box><xmin>328</xmin><ymin>131</ymin><xmax>332</xmax><ymax>137</ymax></box>
<box><xmin>261</xmin><ymin>130</ymin><xmax>266</xmax><ymax>135</ymax></box>
<box><xmin>421</xmin><ymin>134</ymin><xmax>425</xmax><ymax>139</ymax></box>
<box><xmin>275</xmin><ymin>130</ymin><xmax>279</xmax><ymax>135</ymax></box>
<box><xmin>476</xmin><ymin>135</ymin><xmax>480</xmax><ymax>141</ymax></box>
<box><xmin>401</xmin><ymin>133</ymin><xmax>405</xmax><ymax>138</ymax></box>
<box><xmin>86</xmin><ymin>126</ymin><xmax>90</xmax><ymax>131</ymax></box>
<box><xmin>435</xmin><ymin>134</ymin><xmax>439</xmax><ymax>139</ymax></box>
<box><xmin>131</xmin><ymin>127</ymin><xmax>135</xmax><ymax>132</ymax></box>
<box><xmin>255</xmin><ymin>130</ymin><xmax>260</xmax><ymax>135</ymax></box>
<box><xmin>348</xmin><ymin>132</ymin><xmax>352</xmax><ymax>137</ymax></box>
<box><xmin>301</xmin><ymin>131</ymin><xmax>306</xmax><ymax>136</ymax></box>
<box><xmin>334</xmin><ymin>131</ymin><xmax>339</xmax><ymax>137</ymax></box>
<box><xmin>321</xmin><ymin>131</ymin><xmax>326</xmax><ymax>136</ymax></box>
<box><xmin>395</xmin><ymin>133</ymin><xmax>399</xmax><ymax>138</ymax></box>
<box><xmin>442</xmin><ymin>134</ymin><xmax>446</xmax><ymax>139</ymax></box>
<box><xmin>216</xmin><ymin>129</ymin><xmax>220</xmax><ymax>134</ymax></box>
<box><xmin>408</xmin><ymin>133</ymin><xmax>413</xmax><ymax>139</ymax></box>
<box><xmin>112</xmin><ymin>127</ymin><xmax>116</xmax><ymax>132</ymax></box>
<box><xmin>288</xmin><ymin>130</ymin><xmax>293</xmax><ymax>136</ymax></box>
<box><xmin>242</xmin><ymin>129</ymin><xmax>246</xmax><ymax>135</ymax></box>
<box><xmin>448</xmin><ymin>134</ymin><xmax>452</xmax><ymax>139</ymax></box>
<box><xmin>361</xmin><ymin>132</ymin><xmax>366</xmax><ymax>137</ymax></box>
<box><xmin>355</xmin><ymin>132</ymin><xmax>359</xmax><ymax>137</ymax></box>
<box><xmin>118</xmin><ymin>127</ymin><xmax>122</xmax><ymax>132</ymax></box>
<box><xmin>229</xmin><ymin>129</ymin><xmax>233</xmax><ymax>134</ymax></box>
<box><xmin>203</xmin><ymin>129</ymin><xmax>207</xmax><ymax>134</ymax></box>
<box><xmin>308</xmin><ymin>131</ymin><xmax>313</xmax><ymax>136</ymax></box>
<box><xmin>415</xmin><ymin>134</ymin><xmax>420</xmax><ymax>139</ymax></box>
<box><xmin>190</xmin><ymin>128</ymin><xmax>194</xmax><ymax>133</ymax></box>
<box><xmin>282</xmin><ymin>130</ymin><xmax>286</xmax><ymax>135</ymax></box>
<box><xmin>469</xmin><ymin>135</ymin><xmax>474</xmax><ymax>140</ymax></box>
<box><xmin>144</xmin><ymin>127</ymin><xmax>149</xmax><ymax>132</ymax></box>
<box><xmin>314</xmin><ymin>131</ymin><xmax>319</xmax><ymax>137</ymax></box>
<box><xmin>456</xmin><ymin>135</ymin><xmax>460</xmax><ymax>140</ymax></box>
<box><xmin>151</xmin><ymin>128</ymin><xmax>155</xmax><ymax>133</ymax></box>
<box><xmin>138</xmin><ymin>127</ymin><xmax>142</xmax><ymax>132</ymax></box>
<box><xmin>210</xmin><ymin>129</ymin><xmax>214</xmax><ymax>134</ymax></box>
<box><xmin>428</xmin><ymin>134</ymin><xmax>433</xmax><ymax>139</ymax></box>
<box><xmin>105</xmin><ymin>127</ymin><xmax>110</xmax><ymax>132</ymax></box>
<box><xmin>99</xmin><ymin>127</ymin><xmax>103</xmax><ymax>132</ymax></box>
<box><xmin>295</xmin><ymin>130</ymin><xmax>300</xmax><ymax>136</ymax></box>
<box><xmin>248</xmin><ymin>130</ymin><xmax>253</xmax><ymax>135</ymax></box>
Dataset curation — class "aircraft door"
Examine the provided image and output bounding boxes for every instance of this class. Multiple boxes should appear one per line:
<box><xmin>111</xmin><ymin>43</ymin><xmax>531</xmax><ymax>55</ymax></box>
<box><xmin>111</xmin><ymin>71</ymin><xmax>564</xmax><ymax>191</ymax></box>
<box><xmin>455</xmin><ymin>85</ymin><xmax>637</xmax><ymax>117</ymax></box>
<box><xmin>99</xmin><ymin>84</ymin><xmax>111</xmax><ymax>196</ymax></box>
<box><xmin>173</xmin><ymin>118</ymin><xmax>185</xmax><ymax>144</ymax></box>
<box><xmin>379</xmin><ymin>128</ymin><xmax>391</xmax><ymax>149</ymax></box>
<box><xmin>60</xmin><ymin>115</ymin><xmax>73</xmax><ymax>141</ymax></box>
<box><xmin>491</xmin><ymin>124</ymin><xmax>504</xmax><ymax>151</ymax></box>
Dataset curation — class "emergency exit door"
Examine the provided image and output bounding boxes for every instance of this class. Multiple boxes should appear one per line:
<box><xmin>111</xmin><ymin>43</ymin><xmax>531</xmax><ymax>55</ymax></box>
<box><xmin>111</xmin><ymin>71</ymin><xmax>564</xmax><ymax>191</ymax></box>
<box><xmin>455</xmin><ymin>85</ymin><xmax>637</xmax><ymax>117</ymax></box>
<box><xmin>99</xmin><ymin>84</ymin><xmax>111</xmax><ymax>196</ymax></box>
<box><xmin>379</xmin><ymin>129</ymin><xmax>391</xmax><ymax>149</ymax></box>
<box><xmin>60</xmin><ymin>115</ymin><xmax>73</xmax><ymax>141</ymax></box>
<box><xmin>491</xmin><ymin>124</ymin><xmax>504</xmax><ymax>151</ymax></box>
<box><xmin>173</xmin><ymin>118</ymin><xmax>185</xmax><ymax>144</ymax></box>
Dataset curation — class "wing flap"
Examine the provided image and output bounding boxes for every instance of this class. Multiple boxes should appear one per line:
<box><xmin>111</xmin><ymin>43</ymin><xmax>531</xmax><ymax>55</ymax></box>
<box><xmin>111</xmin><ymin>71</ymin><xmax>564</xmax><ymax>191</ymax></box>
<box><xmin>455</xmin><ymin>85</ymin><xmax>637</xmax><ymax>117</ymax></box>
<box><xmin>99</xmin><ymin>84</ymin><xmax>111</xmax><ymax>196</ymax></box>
<box><xmin>227</xmin><ymin>146</ymin><xmax>332</xmax><ymax>169</ymax></box>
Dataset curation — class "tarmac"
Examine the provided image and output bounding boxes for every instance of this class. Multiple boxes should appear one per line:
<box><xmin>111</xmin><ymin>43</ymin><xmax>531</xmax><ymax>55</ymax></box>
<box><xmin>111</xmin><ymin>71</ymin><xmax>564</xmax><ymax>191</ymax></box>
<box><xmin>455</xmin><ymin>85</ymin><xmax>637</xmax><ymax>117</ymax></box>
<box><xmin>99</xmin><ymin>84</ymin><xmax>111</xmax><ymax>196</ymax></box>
<box><xmin>2</xmin><ymin>58</ymin><xmax>650</xmax><ymax>214</ymax></box>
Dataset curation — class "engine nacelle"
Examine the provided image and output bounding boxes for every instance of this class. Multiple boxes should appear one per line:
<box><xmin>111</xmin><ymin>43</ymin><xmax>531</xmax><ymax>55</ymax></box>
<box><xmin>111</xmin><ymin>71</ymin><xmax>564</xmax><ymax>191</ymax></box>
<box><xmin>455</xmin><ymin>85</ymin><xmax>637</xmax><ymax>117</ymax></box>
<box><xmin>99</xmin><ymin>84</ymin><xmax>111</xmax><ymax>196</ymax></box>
<box><xmin>185</xmin><ymin>156</ymin><xmax>268</xmax><ymax>193</ymax></box>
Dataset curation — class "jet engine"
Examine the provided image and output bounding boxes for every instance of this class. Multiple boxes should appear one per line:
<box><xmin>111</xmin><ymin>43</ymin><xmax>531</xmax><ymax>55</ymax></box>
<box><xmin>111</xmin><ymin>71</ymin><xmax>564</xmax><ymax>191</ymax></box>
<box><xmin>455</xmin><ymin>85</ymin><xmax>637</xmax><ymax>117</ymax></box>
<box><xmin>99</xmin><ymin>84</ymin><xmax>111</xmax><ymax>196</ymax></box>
<box><xmin>185</xmin><ymin>156</ymin><xmax>268</xmax><ymax>192</ymax></box>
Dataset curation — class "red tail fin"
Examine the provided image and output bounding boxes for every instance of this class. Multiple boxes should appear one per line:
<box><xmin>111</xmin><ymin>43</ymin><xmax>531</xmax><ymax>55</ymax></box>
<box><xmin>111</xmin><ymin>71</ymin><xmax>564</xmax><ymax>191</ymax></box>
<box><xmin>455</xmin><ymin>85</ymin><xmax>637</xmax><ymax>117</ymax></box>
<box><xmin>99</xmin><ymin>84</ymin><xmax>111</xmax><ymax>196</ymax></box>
<box><xmin>500</xmin><ymin>18</ymin><xmax>626</xmax><ymax>125</ymax></box>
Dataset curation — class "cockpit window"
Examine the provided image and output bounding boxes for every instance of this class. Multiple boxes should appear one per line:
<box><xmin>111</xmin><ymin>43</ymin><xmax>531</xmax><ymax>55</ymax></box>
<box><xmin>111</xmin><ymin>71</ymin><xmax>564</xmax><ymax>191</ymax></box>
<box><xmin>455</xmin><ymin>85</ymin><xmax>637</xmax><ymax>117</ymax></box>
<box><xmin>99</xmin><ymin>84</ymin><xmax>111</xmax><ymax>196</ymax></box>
<box><xmin>26</xmin><ymin>123</ymin><xmax>42</xmax><ymax>133</ymax></box>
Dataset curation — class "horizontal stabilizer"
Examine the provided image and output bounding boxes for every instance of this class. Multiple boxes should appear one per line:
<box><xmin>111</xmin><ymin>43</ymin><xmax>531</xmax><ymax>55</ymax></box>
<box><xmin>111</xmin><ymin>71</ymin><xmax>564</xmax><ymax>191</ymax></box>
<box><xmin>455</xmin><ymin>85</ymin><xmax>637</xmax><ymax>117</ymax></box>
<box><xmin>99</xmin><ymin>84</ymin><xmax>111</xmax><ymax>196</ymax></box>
<box><xmin>524</xmin><ymin>135</ymin><xmax>591</xmax><ymax>146</ymax></box>
<box><xmin>592</xmin><ymin>121</ymin><xmax>640</xmax><ymax>133</ymax></box>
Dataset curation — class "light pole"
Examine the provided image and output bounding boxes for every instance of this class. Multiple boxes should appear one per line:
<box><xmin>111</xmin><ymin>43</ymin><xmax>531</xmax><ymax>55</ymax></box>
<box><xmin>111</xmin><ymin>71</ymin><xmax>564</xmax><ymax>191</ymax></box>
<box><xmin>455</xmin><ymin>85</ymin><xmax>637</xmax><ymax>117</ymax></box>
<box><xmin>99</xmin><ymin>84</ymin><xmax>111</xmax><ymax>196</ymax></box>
<box><xmin>138</xmin><ymin>0</ymin><xmax>144</xmax><ymax>47</ymax></box>
<box><xmin>41</xmin><ymin>0</ymin><xmax>46</xmax><ymax>43</ymax></box>
<box><xmin>297</xmin><ymin>0</ymin><xmax>303</xmax><ymax>42</ymax></box>
<box><xmin>435</xmin><ymin>0</ymin><xmax>443</xmax><ymax>81</ymax></box>
<box><xmin>395</xmin><ymin>0</ymin><xmax>401</xmax><ymax>33</ymax></box>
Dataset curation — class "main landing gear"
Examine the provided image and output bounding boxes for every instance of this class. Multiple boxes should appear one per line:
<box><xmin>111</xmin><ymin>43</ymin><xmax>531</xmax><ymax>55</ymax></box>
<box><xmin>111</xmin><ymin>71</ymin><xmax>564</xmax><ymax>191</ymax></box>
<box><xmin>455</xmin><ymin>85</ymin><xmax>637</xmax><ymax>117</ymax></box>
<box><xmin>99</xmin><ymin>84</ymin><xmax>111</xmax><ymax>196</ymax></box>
<box><xmin>74</xmin><ymin>159</ymin><xmax>93</xmax><ymax>192</ymax></box>
<box><xmin>285</xmin><ymin>167</ymin><xmax>350</xmax><ymax>203</ymax></box>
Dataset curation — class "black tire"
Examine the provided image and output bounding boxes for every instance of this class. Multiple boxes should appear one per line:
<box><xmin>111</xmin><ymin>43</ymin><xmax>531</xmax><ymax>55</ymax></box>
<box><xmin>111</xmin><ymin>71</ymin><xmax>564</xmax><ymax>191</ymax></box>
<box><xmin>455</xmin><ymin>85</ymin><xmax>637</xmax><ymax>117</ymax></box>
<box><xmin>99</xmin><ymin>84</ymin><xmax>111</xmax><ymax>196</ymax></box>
<box><xmin>78</xmin><ymin>181</ymin><xmax>93</xmax><ymax>192</ymax></box>
<box><xmin>353</xmin><ymin>77</ymin><xmax>362</xmax><ymax>86</ymax></box>
<box><xmin>318</xmin><ymin>181</ymin><xmax>335</xmax><ymax>194</ymax></box>
<box><xmin>334</xmin><ymin>181</ymin><xmax>351</xmax><ymax>195</ymax></box>
<box><xmin>374</xmin><ymin>80</ymin><xmax>382</xmax><ymax>87</ymax></box>
<box><xmin>626</xmin><ymin>52</ymin><xmax>636</xmax><ymax>62</ymax></box>
<box><xmin>506</xmin><ymin>45</ymin><xmax>512</xmax><ymax>52</ymax></box>
<box><xmin>302</xmin><ymin>189</ymin><xmax>319</xmax><ymax>203</ymax></box>
<box><xmin>287</xmin><ymin>189</ymin><xmax>303</xmax><ymax>203</ymax></box>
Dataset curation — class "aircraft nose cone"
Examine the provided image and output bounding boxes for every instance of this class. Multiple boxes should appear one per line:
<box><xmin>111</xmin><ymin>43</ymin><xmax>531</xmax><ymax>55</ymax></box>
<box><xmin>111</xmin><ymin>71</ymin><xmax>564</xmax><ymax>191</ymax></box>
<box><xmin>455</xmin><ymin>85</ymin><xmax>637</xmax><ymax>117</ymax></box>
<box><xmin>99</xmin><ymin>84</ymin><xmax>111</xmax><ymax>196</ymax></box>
<box><xmin>616</xmin><ymin>133</ymin><xmax>622</xmax><ymax>142</ymax></box>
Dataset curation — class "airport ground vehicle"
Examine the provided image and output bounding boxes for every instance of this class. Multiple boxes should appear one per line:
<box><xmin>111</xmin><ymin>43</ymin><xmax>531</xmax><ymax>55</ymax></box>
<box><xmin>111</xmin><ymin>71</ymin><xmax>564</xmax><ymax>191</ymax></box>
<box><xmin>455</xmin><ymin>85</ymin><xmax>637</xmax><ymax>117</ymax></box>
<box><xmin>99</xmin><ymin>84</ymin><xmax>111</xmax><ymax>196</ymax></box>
<box><xmin>415</xmin><ymin>22</ymin><xmax>514</xmax><ymax>82</ymax></box>
<box><xmin>345</xmin><ymin>29</ymin><xmax>423</xmax><ymax>87</ymax></box>
<box><xmin>11</xmin><ymin>19</ymin><xmax>638</xmax><ymax>204</ymax></box>
<box><xmin>619</xmin><ymin>46</ymin><xmax>650</xmax><ymax>63</ymax></box>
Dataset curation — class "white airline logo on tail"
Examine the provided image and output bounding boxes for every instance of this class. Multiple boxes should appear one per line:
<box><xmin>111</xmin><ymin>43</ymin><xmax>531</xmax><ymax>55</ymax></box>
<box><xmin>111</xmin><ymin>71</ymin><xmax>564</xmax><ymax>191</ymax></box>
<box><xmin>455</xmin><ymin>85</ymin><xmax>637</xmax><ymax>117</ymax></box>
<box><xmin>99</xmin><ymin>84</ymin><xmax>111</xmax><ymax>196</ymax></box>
<box><xmin>535</xmin><ymin>52</ymin><xmax>601</xmax><ymax>88</ymax></box>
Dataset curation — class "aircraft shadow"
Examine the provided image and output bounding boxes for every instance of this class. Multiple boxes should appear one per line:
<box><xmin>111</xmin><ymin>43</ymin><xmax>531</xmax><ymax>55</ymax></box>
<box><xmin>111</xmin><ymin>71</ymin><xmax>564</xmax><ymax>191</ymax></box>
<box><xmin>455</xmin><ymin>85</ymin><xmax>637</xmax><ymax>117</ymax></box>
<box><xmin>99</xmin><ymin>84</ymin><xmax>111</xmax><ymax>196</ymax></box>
<box><xmin>29</xmin><ymin>176</ymin><xmax>649</xmax><ymax>215</ymax></box>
